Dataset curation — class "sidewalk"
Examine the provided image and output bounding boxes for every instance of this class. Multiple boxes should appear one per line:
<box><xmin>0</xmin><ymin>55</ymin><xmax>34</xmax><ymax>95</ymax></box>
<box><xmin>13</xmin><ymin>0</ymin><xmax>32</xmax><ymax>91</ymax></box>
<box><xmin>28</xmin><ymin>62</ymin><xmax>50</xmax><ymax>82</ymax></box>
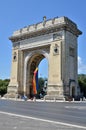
<box><xmin>1</xmin><ymin>97</ymin><xmax>86</xmax><ymax>103</ymax></box>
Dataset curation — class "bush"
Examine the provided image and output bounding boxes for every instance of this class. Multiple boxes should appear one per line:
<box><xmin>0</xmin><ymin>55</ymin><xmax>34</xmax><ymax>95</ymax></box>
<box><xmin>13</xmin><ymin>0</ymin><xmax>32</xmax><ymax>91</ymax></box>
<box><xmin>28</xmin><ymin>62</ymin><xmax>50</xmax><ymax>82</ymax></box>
<box><xmin>0</xmin><ymin>79</ymin><xmax>10</xmax><ymax>96</ymax></box>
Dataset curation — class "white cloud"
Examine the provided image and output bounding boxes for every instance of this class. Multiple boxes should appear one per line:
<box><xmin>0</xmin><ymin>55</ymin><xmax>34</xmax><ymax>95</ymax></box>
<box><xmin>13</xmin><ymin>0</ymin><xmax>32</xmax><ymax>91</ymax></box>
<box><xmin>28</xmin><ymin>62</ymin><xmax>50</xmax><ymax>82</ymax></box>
<box><xmin>78</xmin><ymin>56</ymin><xmax>86</xmax><ymax>74</ymax></box>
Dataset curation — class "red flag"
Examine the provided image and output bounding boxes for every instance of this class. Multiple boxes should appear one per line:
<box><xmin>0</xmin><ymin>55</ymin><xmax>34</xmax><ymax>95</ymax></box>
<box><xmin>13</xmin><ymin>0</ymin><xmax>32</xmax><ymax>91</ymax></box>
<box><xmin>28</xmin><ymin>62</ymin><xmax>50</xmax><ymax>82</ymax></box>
<box><xmin>32</xmin><ymin>68</ymin><xmax>38</xmax><ymax>95</ymax></box>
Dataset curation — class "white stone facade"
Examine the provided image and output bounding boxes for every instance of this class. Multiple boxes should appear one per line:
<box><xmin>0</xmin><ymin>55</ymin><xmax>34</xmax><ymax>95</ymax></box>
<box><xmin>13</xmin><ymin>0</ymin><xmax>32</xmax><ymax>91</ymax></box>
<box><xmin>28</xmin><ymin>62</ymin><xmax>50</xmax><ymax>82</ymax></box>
<box><xmin>8</xmin><ymin>16</ymin><xmax>82</xmax><ymax>99</ymax></box>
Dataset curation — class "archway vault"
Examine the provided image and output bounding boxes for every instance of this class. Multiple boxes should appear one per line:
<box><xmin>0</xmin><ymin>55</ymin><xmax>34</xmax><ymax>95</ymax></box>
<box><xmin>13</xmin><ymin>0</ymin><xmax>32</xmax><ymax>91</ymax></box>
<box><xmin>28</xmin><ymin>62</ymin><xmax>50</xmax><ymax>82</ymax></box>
<box><xmin>23</xmin><ymin>50</ymin><xmax>49</xmax><ymax>97</ymax></box>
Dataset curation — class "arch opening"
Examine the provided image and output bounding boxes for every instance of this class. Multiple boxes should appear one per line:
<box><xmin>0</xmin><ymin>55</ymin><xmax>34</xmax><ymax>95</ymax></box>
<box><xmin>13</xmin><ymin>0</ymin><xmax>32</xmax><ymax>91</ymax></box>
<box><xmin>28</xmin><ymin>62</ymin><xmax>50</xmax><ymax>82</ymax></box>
<box><xmin>25</xmin><ymin>53</ymin><xmax>48</xmax><ymax>99</ymax></box>
<box><xmin>72</xmin><ymin>86</ymin><xmax>75</xmax><ymax>98</ymax></box>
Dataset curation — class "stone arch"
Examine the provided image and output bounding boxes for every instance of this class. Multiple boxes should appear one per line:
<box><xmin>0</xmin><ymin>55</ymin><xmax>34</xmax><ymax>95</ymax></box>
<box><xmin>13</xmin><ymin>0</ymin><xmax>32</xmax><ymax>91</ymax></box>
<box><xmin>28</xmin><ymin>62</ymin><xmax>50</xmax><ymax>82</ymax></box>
<box><xmin>23</xmin><ymin>50</ymin><xmax>49</xmax><ymax>97</ymax></box>
<box><xmin>8</xmin><ymin>16</ymin><xmax>81</xmax><ymax>99</ymax></box>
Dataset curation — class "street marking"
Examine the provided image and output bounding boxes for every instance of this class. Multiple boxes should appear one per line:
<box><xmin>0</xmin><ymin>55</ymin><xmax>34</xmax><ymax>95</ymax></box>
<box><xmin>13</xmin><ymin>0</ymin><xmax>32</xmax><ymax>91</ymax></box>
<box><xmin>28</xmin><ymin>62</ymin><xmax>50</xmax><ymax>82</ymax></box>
<box><xmin>0</xmin><ymin>111</ymin><xmax>86</xmax><ymax>129</ymax></box>
<box><xmin>65</xmin><ymin>106</ymin><xmax>86</xmax><ymax>110</ymax></box>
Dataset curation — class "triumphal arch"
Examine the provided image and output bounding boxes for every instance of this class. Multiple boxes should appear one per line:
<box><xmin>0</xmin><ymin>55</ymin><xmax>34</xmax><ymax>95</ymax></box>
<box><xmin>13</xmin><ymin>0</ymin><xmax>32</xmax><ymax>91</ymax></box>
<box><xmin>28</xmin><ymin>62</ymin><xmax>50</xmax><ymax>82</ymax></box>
<box><xmin>8</xmin><ymin>16</ymin><xmax>82</xmax><ymax>99</ymax></box>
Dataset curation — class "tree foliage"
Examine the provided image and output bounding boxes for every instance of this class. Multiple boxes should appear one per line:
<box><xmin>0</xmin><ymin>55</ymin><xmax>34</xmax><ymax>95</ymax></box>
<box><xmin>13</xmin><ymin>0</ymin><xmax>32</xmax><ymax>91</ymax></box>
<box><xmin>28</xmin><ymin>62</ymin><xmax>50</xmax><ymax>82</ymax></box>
<box><xmin>37</xmin><ymin>77</ymin><xmax>47</xmax><ymax>98</ymax></box>
<box><xmin>78</xmin><ymin>74</ymin><xmax>86</xmax><ymax>97</ymax></box>
<box><xmin>0</xmin><ymin>79</ymin><xmax>10</xmax><ymax>96</ymax></box>
<box><xmin>0</xmin><ymin>76</ymin><xmax>86</xmax><ymax>98</ymax></box>
<box><xmin>37</xmin><ymin>77</ymin><xmax>45</xmax><ymax>95</ymax></box>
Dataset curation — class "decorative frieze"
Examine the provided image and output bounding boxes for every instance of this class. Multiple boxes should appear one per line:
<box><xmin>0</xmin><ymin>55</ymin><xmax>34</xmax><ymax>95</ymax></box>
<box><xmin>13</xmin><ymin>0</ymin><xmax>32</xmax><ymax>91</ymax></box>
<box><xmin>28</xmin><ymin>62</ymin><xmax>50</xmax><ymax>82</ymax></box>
<box><xmin>12</xmin><ymin>31</ymin><xmax>63</xmax><ymax>50</ymax></box>
<box><xmin>9</xmin><ymin>17</ymin><xmax>82</xmax><ymax>42</ymax></box>
<box><xmin>53</xmin><ymin>32</ymin><xmax>62</xmax><ymax>40</ymax></box>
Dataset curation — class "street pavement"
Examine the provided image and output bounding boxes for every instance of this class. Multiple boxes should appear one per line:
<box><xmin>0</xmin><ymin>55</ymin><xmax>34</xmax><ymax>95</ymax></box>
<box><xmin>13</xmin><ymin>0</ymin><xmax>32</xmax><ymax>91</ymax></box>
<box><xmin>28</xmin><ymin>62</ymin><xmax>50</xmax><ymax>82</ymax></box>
<box><xmin>0</xmin><ymin>99</ymin><xmax>86</xmax><ymax>130</ymax></box>
<box><xmin>0</xmin><ymin>112</ymin><xmax>85</xmax><ymax>130</ymax></box>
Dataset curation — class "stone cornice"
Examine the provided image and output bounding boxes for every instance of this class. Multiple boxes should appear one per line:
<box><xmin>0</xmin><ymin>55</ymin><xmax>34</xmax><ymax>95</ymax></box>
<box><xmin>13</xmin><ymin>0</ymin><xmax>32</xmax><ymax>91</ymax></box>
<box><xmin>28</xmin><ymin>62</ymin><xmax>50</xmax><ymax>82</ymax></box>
<box><xmin>9</xmin><ymin>17</ymin><xmax>82</xmax><ymax>42</ymax></box>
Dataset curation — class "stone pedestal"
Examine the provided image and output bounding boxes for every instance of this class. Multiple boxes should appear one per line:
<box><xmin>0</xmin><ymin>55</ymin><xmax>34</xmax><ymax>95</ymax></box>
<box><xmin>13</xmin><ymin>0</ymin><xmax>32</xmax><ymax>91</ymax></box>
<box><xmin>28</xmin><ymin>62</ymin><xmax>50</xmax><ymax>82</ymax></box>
<box><xmin>45</xmin><ymin>84</ymin><xmax>64</xmax><ymax>100</ymax></box>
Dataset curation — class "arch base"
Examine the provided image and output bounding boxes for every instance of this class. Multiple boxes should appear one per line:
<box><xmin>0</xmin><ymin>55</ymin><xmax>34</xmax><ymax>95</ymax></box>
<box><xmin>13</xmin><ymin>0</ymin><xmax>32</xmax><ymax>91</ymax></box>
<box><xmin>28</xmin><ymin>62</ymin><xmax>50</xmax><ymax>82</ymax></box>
<box><xmin>45</xmin><ymin>85</ymin><xmax>64</xmax><ymax>100</ymax></box>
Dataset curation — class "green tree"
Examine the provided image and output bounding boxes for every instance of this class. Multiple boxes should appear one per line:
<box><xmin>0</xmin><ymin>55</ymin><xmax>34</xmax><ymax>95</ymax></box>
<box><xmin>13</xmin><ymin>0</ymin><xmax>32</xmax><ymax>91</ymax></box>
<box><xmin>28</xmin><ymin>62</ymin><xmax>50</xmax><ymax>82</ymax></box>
<box><xmin>37</xmin><ymin>77</ymin><xmax>47</xmax><ymax>98</ymax></box>
<box><xmin>38</xmin><ymin>77</ymin><xmax>44</xmax><ymax>94</ymax></box>
<box><xmin>0</xmin><ymin>79</ymin><xmax>10</xmax><ymax>96</ymax></box>
<box><xmin>78</xmin><ymin>74</ymin><xmax>86</xmax><ymax>97</ymax></box>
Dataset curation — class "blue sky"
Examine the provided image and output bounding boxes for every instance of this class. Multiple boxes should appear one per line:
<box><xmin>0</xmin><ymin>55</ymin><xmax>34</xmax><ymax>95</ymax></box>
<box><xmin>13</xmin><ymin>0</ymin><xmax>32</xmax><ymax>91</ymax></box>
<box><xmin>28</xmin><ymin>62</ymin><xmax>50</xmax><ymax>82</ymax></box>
<box><xmin>0</xmin><ymin>0</ymin><xmax>86</xmax><ymax>79</ymax></box>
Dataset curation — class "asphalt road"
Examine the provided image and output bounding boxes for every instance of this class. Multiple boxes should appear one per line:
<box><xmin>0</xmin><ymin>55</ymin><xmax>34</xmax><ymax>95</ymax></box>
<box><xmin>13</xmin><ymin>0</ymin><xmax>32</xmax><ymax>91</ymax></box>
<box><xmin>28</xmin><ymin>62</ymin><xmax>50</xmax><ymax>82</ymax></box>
<box><xmin>0</xmin><ymin>99</ymin><xmax>86</xmax><ymax>130</ymax></box>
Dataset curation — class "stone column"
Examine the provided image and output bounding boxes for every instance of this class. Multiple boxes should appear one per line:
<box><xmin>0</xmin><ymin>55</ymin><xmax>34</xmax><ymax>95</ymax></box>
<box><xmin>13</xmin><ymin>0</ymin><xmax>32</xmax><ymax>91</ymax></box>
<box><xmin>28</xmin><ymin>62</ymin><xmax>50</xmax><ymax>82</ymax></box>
<box><xmin>46</xmin><ymin>40</ymin><xmax>64</xmax><ymax>100</ymax></box>
<box><xmin>7</xmin><ymin>49</ymin><xmax>19</xmax><ymax>97</ymax></box>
